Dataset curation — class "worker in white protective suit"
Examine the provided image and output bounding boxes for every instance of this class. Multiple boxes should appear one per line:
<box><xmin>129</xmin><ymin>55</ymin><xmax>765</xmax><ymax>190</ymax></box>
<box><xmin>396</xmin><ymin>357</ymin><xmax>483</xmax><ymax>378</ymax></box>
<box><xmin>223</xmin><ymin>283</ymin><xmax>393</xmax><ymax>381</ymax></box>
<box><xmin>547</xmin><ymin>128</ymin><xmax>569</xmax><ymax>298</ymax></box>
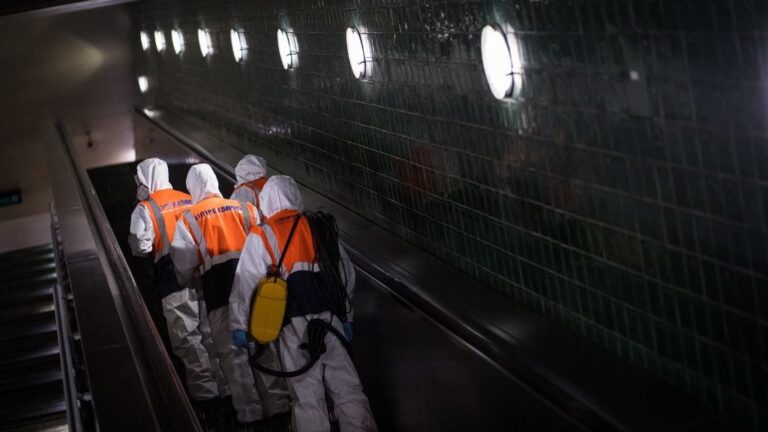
<box><xmin>230</xmin><ymin>175</ymin><xmax>377</xmax><ymax>432</ymax></box>
<box><xmin>128</xmin><ymin>158</ymin><xmax>228</xmax><ymax>401</ymax></box>
<box><xmin>230</xmin><ymin>155</ymin><xmax>269</xmax><ymax>215</ymax></box>
<box><xmin>170</xmin><ymin>164</ymin><xmax>290</xmax><ymax>423</ymax></box>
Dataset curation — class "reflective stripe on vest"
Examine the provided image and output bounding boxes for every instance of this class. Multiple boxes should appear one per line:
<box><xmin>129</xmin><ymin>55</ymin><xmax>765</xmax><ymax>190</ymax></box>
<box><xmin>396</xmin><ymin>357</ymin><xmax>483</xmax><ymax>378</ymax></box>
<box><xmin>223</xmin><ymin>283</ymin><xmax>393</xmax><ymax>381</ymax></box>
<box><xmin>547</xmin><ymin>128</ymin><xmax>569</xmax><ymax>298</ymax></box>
<box><xmin>233</xmin><ymin>178</ymin><xmax>267</xmax><ymax>222</ymax></box>
<box><xmin>239</xmin><ymin>178</ymin><xmax>266</xmax><ymax>202</ymax></box>
<box><xmin>146</xmin><ymin>197</ymin><xmax>171</xmax><ymax>259</ymax></box>
<box><xmin>240</xmin><ymin>201</ymin><xmax>251</xmax><ymax>234</ymax></box>
<box><xmin>182</xmin><ymin>209</ymin><xmax>212</xmax><ymax>272</ymax></box>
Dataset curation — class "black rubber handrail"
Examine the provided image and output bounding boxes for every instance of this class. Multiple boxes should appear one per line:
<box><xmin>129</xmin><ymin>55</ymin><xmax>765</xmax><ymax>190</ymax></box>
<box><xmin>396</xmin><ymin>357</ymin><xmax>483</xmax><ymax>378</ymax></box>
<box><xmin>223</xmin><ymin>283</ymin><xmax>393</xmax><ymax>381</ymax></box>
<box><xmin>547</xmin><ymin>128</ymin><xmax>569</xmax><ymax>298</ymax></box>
<box><xmin>51</xmin><ymin>204</ymin><xmax>85</xmax><ymax>432</ymax></box>
<box><xmin>54</xmin><ymin>121</ymin><xmax>202</xmax><ymax>432</ymax></box>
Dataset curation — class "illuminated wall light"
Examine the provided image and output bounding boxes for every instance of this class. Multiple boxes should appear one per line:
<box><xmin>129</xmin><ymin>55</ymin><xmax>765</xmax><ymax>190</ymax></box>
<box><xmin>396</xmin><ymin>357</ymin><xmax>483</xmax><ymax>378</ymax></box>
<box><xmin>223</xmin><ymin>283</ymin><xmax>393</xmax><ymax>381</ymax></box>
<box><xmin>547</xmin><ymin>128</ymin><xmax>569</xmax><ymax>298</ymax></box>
<box><xmin>198</xmin><ymin>28</ymin><xmax>213</xmax><ymax>57</ymax></box>
<box><xmin>138</xmin><ymin>76</ymin><xmax>149</xmax><ymax>93</ymax></box>
<box><xmin>345</xmin><ymin>27</ymin><xmax>370</xmax><ymax>79</ymax></box>
<box><xmin>140</xmin><ymin>31</ymin><xmax>151</xmax><ymax>51</ymax></box>
<box><xmin>230</xmin><ymin>29</ymin><xmax>247</xmax><ymax>62</ymax></box>
<box><xmin>481</xmin><ymin>24</ymin><xmax>524</xmax><ymax>100</ymax></box>
<box><xmin>171</xmin><ymin>29</ymin><xmax>184</xmax><ymax>54</ymax></box>
<box><xmin>276</xmin><ymin>28</ymin><xmax>298</xmax><ymax>70</ymax></box>
<box><xmin>154</xmin><ymin>30</ymin><xmax>166</xmax><ymax>52</ymax></box>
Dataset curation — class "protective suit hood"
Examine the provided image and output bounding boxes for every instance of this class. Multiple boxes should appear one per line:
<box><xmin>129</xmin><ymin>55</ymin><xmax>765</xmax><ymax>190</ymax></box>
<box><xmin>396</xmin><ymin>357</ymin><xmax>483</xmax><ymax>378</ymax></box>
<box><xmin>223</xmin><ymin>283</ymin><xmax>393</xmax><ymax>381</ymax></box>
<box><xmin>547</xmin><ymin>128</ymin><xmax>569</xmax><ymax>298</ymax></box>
<box><xmin>136</xmin><ymin>158</ymin><xmax>173</xmax><ymax>194</ymax></box>
<box><xmin>235</xmin><ymin>155</ymin><xmax>267</xmax><ymax>185</ymax></box>
<box><xmin>186</xmin><ymin>164</ymin><xmax>222</xmax><ymax>204</ymax></box>
<box><xmin>259</xmin><ymin>175</ymin><xmax>303</xmax><ymax>218</ymax></box>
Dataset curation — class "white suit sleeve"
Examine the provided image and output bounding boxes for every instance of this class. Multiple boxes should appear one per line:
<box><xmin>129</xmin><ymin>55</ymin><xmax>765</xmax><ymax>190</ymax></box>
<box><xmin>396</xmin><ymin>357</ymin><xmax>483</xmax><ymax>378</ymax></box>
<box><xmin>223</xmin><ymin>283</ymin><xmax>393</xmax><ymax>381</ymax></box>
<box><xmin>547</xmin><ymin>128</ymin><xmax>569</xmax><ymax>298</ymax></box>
<box><xmin>229</xmin><ymin>233</ymin><xmax>271</xmax><ymax>331</ymax></box>
<box><xmin>170</xmin><ymin>219</ymin><xmax>199</xmax><ymax>288</ymax></box>
<box><xmin>128</xmin><ymin>205</ymin><xmax>154</xmax><ymax>257</ymax></box>
<box><xmin>339</xmin><ymin>242</ymin><xmax>356</xmax><ymax>322</ymax></box>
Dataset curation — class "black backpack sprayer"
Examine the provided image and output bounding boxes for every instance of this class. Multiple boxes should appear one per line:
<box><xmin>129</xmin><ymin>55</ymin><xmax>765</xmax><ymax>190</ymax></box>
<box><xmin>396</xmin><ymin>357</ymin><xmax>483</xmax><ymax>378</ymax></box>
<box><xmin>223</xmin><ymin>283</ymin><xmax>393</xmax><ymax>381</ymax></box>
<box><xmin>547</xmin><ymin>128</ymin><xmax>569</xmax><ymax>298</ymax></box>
<box><xmin>247</xmin><ymin>211</ymin><xmax>353</xmax><ymax>378</ymax></box>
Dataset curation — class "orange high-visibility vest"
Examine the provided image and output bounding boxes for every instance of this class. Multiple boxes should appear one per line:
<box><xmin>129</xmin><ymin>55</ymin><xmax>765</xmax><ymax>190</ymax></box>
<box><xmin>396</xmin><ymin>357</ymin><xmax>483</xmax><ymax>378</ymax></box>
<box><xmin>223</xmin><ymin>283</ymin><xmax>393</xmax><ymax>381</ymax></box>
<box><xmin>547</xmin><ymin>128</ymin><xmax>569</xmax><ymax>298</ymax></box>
<box><xmin>180</xmin><ymin>196</ymin><xmax>258</xmax><ymax>272</ymax></box>
<box><xmin>140</xmin><ymin>189</ymin><xmax>193</xmax><ymax>261</ymax></box>
<box><xmin>255</xmin><ymin>209</ymin><xmax>340</xmax><ymax>322</ymax></box>
<box><xmin>255</xmin><ymin>209</ymin><xmax>315</xmax><ymax>274</ymax></box>
<box><xmin>232</xmin><ymin>177</ymin><xmax>267</xmax><ymax>207</ymax></box>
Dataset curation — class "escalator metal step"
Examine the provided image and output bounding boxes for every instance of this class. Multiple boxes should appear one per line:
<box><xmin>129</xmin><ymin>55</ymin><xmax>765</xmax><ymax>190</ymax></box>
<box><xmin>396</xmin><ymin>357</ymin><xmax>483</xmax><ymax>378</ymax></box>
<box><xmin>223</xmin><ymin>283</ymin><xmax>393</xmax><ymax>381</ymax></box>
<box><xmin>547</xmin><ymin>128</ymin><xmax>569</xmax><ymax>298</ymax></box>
<box><xmin>0</xmin><ymin>412</ymin><xmax>68</xmax><ymax>432</ymax></box>
<box><xmin>1</xmin><ymin>353</ymin><xmax>61</xmax><ymax>380</ymax></box>
<box><xmin>0</xmin><ymin>311</ymin><xmax>57</xmax><ymax>341</ymax></box>
<box><xmin>0</xmin><ymin>369</ymin><xmax>63</xmax><ymax>392</ymax></box>
<box><xmin>0</xmin><ymin>259</ymin><xmax>56</xmax><ymax>279</ymax></box>
<box><xmin>0</xmin><ymin>245</ymin><xmax>65</xmax><ymax>432</ymax></box>
<box><xmin>1</xmin><ymin>320</ymin><xmax>57</xmax><ymax>341</ymax></box>
<box><xmin>0</xmin><ymin>395</ymin><xmax>66</xmax><ymax>427</ymax></box>
<box><xmin>0</xmin><ymin>263</ymin><xmax>57</xmax><ymax>284</ymax></box>
<box><xmin>0</xmin><ymin>284</ymin><xmax>54</xmax><ymax>312</ymax></box>
<box><xmin>0</xmin><ymin>273</ymin><xmax>57</xmax><ymax>291</ymax></box>
<box><xmin>0</xmin><ymin>300</ymin><xmax>55</xmax><ymax>323</ymax></box>
<box><xmin>0</xmin><ymin>332</ymin><xmax>59</xmax><ymax>366</ymax></box>
<box><xmin>0</xmin><ymin>245</ymin><xmax>54</xmax><ymax>263</ymax></box>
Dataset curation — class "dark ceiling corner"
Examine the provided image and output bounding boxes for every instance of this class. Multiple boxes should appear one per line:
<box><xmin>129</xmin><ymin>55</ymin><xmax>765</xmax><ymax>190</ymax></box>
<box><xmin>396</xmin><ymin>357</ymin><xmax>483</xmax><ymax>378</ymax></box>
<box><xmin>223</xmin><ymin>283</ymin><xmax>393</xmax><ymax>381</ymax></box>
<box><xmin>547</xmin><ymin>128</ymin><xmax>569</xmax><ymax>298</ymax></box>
<box><xmin>0</xmin><ymin>0</ymin><xmax>135</xmax><ymax>20</ymax></box>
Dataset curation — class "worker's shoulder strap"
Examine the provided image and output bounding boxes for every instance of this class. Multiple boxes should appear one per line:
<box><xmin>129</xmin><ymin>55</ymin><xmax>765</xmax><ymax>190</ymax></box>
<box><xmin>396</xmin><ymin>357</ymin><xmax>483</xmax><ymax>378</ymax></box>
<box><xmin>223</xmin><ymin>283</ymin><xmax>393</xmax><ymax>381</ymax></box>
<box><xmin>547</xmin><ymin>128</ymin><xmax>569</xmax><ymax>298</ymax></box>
<box><xmin>239</xmin><ymin>201</ymin><xmax>252</xmax><ymax>233</ymax></box>
<box><xmin>146</xmin><ymin>197</ymin><xmax>171</xmax><ymax>256</ymax></box>
<box><xmin>181</xmin><ymin>209</ymin><xmax>211</xmax><ymax>268</ymax></box>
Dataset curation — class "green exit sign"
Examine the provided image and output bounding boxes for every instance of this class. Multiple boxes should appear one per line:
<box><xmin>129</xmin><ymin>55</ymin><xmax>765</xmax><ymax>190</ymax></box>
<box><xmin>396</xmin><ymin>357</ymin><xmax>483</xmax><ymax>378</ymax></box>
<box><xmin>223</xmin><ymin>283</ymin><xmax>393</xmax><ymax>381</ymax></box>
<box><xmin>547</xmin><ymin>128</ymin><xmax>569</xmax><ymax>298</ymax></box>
<box><xmin>0</xmin><ymin>190</ymin><xmax>21</xmax><ymax>207</ymax></box>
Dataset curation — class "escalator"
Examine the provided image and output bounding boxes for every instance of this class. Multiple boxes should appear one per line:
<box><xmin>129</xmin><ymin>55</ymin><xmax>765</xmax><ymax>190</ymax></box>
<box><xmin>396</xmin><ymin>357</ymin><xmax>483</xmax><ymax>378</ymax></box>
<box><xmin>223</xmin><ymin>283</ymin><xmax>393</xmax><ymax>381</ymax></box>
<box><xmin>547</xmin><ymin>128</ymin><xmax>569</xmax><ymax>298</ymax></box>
<box><xmin>36</xmin><ymin>110</ymin><xmax>725</xmax><ymax>431</ymax></box>
<box><xmin>0</xmin><ymin>244</ymin><xmax>68</xmax><ymax>432</ymax></box>
<box><xmin>88</xmin><ymin>159</ymin><xmax>584</xmax><ymax>432</ymax></box>
<box><xmin>43</xmin><ymin>108</ymin><xmax>653</xmax><ymax>431</ymax></box>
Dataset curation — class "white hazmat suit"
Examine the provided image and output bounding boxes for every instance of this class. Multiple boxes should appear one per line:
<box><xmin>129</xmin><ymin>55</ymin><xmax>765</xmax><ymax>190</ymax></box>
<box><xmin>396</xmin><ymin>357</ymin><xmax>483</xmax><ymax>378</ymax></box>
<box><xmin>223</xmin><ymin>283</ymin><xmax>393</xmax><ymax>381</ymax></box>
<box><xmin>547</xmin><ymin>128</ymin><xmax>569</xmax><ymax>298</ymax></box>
<box><xmin>230</xmin><ymin>155</ymin><xmax>268</xmax><ymax>206</ymax></box>
<box><xmin>170</xmin><ymin>164</ymin><xmax>290</xmax><ymax>423</ymax></box>
<box><xmin>128</xmin><ymin>158</ymin><xmax>227</xmax><ymax>400</ymax></box>
<box><xmin>230</xmin><ymin>176</ymin><xmax>377</xmax><ymax>432</ymax></box>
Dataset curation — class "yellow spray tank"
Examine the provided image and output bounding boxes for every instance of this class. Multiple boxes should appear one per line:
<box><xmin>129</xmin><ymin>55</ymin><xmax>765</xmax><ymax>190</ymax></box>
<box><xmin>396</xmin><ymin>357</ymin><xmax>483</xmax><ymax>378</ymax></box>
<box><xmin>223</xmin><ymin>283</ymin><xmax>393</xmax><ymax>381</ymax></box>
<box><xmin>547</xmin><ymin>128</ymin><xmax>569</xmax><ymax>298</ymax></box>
<box><xmin>249</xmin><ymin>274</ymin><xmax>288</xmax><ymax>343</ymax></box>
<box><xmin>248</xmin><ymin>214</ymin><xmax>302</xmax><ymax>344</ymax></box>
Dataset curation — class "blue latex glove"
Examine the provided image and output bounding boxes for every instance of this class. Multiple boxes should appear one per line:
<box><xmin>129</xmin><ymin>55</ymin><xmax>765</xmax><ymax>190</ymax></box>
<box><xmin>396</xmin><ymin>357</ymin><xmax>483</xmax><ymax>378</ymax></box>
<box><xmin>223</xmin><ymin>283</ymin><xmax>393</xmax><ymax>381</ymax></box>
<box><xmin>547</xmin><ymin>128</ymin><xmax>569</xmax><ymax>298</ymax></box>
<box><xmin>232</xmin><ymin>329</ymin><xmax>248</xmax><ymax>349</ymax></box>
<box><xmin>342</xmin><ymin>322</ymin><xmax>353</xmax><ymax>342</ymax></box>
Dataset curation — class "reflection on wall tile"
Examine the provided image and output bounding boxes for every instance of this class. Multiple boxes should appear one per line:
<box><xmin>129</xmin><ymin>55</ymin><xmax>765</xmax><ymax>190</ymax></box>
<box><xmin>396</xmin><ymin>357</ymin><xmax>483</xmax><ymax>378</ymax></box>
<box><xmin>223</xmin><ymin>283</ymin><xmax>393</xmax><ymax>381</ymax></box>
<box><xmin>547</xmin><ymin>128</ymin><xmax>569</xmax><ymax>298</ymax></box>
<box><xmin>137</xmin><ymin>0</ymin><xmax>767</xmax><ymax>429</ymax></box>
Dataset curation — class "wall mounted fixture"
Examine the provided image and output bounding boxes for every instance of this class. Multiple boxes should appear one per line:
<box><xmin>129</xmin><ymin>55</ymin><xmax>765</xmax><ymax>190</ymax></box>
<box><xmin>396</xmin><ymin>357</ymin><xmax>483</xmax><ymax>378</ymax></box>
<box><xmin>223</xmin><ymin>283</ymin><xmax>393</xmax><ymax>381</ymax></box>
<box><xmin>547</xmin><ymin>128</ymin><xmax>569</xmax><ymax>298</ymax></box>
<box><xmin>138</xmin><ymin>76</ymin><xmax>149</xmax><ymax>93</ymax></box>
<box><xmin>230</xmin><ymin>29</ymin><xmax>247</xmax><ymax>62</ymax></box>
<box><xmin>140</xmin><ymin>31</ymin><xmax>150</xmax><ymax>51</ymax></box>
<box><xmin>276</xmin><ymin>28</ymin><xmax>298</xmax><ymax>70</ymax></box>
<box><xmin>345</xmin><ymin>27</ymin><xmax>370</xmax><ymax>79</ymax></box>
<box><xmin>198</xmin><ymin>29</ymin><xmax>213</xmax><ymax>57</ymax></box>
<box><xmin>171</xmin><ymin>29</ymin><xmax>184</xmax><ymax>54</ymax></box>
<box><xmin>480</xmin><ymin>24</ymin><xmax>523</xmax><ymax>100</ymax></box>
<box><xmin>154</xmin><ymin>30</ymin><xmax>166</xmax><ymax>53</ymax></box>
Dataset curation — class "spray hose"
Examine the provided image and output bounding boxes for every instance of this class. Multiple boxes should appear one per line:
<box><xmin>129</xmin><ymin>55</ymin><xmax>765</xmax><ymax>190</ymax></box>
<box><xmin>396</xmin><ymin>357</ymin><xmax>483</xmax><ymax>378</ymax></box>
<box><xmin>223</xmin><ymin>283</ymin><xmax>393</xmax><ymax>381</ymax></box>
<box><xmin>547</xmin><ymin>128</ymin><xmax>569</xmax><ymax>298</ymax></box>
<box><xmin>249</xmin><ymin>318</ymin><xmax>351</xmax><ymax>378</ymax></box>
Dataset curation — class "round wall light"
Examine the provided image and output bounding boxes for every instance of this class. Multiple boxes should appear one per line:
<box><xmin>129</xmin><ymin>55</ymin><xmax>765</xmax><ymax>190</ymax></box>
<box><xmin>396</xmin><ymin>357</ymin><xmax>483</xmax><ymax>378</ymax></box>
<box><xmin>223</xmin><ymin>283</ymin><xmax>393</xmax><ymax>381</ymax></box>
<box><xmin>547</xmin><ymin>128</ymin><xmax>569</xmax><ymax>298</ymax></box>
<box><xmin>276</xmin><ymin>28</ymin><xmax>298</xmax><ymax>70</ymax></box>
<box><xmin>154</xmin><ymin>30</ymin><xmax>166</xmax><ymax>53</ymax></box>
<box><xmin>345</xmin><ymin>27</ymin><xmax>370</xmax><ymax>79</ymax></box>
<box><xmin>138</xmin><ymin>76</ymin><xmax>149</xmax><ymax>93</ymax></box>
<box><xmin>230</xmin><ymin>29</ymin><xmax>247</xmax><ymax>62</ymax></box>
<box><xmin>198</xmin><ymin>28</ymin><xmax>213</xmax><ymax>57</ymax></box>
<box><xmin>481</xmin><ymin>24</ymin><xmax>523</xmax><ymax>100</ymax></box>
<box><xmin>171</xmin><ymin>29</ymin><xmax>184</xmax><ymax>54</ymax></box>
<box><xmin>140</xmin><ymin>31</ymin><xmax>151</xmax><ymax>51</ymax></box>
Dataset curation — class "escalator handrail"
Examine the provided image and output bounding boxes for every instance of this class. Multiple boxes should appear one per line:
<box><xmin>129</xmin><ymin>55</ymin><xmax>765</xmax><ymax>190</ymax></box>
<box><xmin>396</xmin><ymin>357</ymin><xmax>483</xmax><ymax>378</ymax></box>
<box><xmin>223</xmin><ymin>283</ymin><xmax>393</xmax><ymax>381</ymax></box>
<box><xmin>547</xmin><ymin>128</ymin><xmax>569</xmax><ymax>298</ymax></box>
<box><xmin>53</xmin><ymin>121</ymin><xmax>202</xmax><ymax>432</ymax></box>
<box><xmin>50</xmin><ymin>205</ymin><xmax>85</xmax><ymax>432</ymax></box>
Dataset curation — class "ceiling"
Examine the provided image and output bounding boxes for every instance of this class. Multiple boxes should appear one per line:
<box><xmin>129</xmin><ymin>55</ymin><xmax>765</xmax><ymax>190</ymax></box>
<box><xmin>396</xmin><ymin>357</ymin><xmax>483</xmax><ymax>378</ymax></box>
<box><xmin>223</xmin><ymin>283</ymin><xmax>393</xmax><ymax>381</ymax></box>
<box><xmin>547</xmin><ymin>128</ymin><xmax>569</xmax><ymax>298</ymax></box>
<box><xmin>0</xmin><ymin>0</ymin><xmax>134</xmax><ymax>20</ymax></box>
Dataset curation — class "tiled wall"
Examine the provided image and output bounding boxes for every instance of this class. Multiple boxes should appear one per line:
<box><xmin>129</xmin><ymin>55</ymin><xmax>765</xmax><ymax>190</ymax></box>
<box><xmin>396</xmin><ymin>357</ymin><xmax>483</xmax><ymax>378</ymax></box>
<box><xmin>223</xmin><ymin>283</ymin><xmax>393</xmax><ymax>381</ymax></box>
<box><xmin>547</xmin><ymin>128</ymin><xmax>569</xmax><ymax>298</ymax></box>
<box><xmin>136</xmin><ymin>0</ymin><xmax>768</xmax><ymax>428</ymax></box>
